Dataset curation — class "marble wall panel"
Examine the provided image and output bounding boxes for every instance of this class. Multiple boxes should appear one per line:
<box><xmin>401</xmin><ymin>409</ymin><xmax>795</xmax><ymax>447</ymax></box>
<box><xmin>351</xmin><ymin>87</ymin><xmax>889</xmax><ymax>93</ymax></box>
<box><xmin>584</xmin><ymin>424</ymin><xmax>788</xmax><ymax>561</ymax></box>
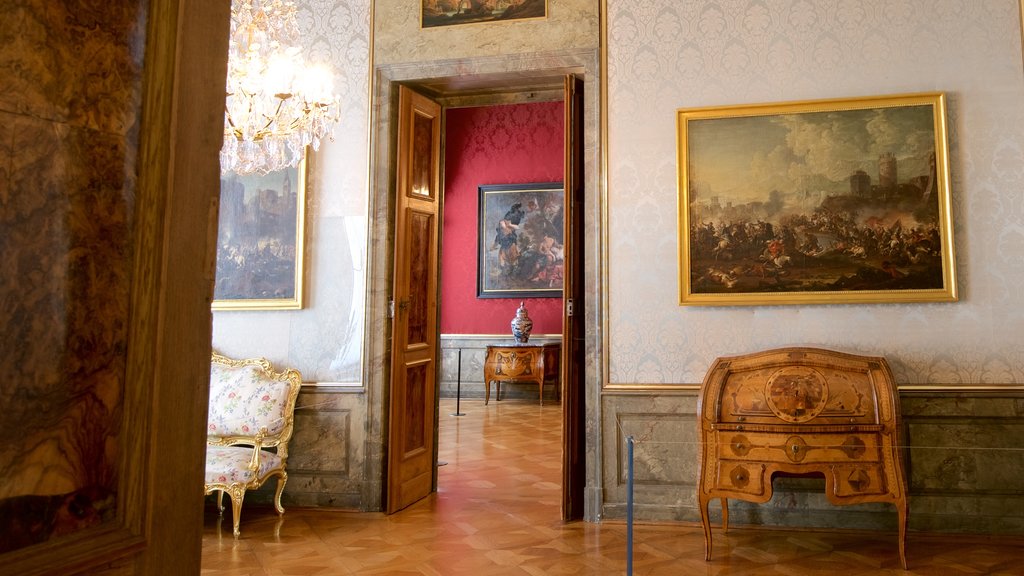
<box><xmin>600</xmin><ymin>390</ymin><xmax>1024</xmax><ymax>534</ymax></box>
<box><xmin>600</xmin><ymin>393</ymin><xmax>700</xmax><ymax>522</ymax></box>
<box><xmin>240</xmin><ymin>390</ymin><xmax>367</xmax><ymax>509</ymax></box>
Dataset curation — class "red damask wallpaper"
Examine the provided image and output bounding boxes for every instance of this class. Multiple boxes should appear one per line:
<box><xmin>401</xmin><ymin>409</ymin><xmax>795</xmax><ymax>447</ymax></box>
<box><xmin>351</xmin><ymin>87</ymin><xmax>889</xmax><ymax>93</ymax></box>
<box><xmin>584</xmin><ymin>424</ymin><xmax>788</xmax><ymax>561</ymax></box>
<box><xmin>441</xmin><ymin>102</ymin><xmax>564</xmax><ymax>335</ymax></box>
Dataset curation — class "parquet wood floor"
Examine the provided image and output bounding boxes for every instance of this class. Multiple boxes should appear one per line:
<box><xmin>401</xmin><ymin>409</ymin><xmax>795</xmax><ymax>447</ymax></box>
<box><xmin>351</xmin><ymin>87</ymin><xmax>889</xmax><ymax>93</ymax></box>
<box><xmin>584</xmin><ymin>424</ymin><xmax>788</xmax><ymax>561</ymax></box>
<box><xmin>202</xmin><ymin>399</ymin><xmax>1024</xmax><ymax>575</ymax></box>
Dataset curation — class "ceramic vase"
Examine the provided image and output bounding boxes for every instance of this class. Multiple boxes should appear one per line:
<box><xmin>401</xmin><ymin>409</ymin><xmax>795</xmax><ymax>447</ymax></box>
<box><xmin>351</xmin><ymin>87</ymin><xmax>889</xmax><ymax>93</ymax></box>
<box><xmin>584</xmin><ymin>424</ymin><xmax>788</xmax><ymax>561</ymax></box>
<box><xmin>510</xmin><ymin>301</ymin><xmax>533</xmax><ymax>344</ymax></box>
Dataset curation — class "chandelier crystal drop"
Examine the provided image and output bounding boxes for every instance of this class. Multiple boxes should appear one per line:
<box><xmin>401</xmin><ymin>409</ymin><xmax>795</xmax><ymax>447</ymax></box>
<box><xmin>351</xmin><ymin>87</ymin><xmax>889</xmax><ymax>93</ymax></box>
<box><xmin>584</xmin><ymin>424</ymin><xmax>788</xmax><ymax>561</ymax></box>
<box><xmin>220</xmin><ymin>0</ymin><xmax>340</xmax><ymax>175</ymax></box>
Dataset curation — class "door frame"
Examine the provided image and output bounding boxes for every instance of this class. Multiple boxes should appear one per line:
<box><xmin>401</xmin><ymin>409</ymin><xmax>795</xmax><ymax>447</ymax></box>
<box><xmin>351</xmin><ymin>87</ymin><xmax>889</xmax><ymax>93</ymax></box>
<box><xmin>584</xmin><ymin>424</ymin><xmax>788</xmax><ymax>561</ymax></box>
<box><xmin>363</xmin><ymin>50</ymin><xmax>603</xmax><ymax>519</ymax></box>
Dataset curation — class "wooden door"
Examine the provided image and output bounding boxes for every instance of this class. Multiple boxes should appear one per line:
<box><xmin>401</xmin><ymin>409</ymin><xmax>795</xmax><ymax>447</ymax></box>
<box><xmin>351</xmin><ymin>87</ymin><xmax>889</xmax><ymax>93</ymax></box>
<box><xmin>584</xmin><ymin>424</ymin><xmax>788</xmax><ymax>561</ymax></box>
<box><xmin>561</xmin><ymin>74</ymin><xmax>587</xmax><ymax>521</ymax></box>
<box><xmin>387</xmin><ymin>85</ymin><xmax>442</xmax><ymax>514</ymax></box>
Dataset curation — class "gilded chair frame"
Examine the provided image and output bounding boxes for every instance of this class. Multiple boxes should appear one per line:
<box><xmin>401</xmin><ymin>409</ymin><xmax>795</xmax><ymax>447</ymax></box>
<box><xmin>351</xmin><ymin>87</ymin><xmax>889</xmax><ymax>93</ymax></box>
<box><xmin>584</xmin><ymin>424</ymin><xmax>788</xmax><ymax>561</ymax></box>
<box><xmin>204</xmin><ymin>353</ymin><xmax>302</xmax><ymax>536</ymax></box>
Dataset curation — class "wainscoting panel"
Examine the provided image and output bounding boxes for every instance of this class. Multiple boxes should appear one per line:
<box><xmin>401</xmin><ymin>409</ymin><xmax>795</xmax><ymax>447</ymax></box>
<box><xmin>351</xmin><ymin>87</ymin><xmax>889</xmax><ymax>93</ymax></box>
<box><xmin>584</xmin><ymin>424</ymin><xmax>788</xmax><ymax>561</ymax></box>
<box><xmin>239</xmin><ymin>389</ymin><xmax>366</xmax><ymax>509</ymax></box>
<box><xmin>601</xmin><ymin>389</ymin><xmax>1024</xmax><ymax>535</ymax></box>
<box><xmin>601</xmin><ymin>392</ymin><xmax>701</xmax><ymax>521</ymax></box>
<box><xmin>902</xmin><ymin>394</ymin><xmax>1024</xmax><ymax>533</ymax></box>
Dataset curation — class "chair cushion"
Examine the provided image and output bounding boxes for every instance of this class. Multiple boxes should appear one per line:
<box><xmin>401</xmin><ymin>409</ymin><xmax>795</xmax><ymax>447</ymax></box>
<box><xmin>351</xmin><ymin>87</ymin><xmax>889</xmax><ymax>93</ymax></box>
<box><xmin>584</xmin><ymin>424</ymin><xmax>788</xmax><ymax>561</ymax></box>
<box><xmin>205</xmin><ymin>446</ymin><xmax>283</xmax><ymax>485</ymax></box>
<box><xmin>207</xmin><ymin>364</ymin><xmax>293</xmax><ymax>437</ymax></box>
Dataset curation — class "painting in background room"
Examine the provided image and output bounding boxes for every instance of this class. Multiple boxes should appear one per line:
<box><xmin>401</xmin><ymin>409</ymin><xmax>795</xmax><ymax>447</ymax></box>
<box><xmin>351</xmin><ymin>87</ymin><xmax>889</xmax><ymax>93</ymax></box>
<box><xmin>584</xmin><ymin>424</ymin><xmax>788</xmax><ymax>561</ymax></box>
<box><xmin>678</xmin><ymin>92</ymin><xmax>957</xmax><ymax>306</ymax></box>
<box><xmin>421</xmin><ymin>0</ymin><xmax>546</xmax><ymax>28</ymax></box>
<box><xmin>478</xmin><ymin>182</ymin><xmax>563</xmax><ymax>299</ymax></box>
<box><xmin>213</xmin><ymin>158</ymin><xmax>306</xmax><ymax>310</ymax></box>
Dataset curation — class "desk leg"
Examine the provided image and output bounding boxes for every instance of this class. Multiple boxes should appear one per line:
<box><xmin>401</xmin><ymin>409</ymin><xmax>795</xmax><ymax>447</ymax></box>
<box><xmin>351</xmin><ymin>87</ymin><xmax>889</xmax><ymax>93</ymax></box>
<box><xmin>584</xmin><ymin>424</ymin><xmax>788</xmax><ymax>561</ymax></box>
<box><xmin>897</xmin><ymin>502</ymin><xmax>909</xmax><ymax>569</ymax></box>
<box><xmin>485</xmin><ymin>380</ymin><xmax>490</xmax><ymax>405</ymax></box>
<box><xmin>538</xmin><ymin>378</ymin><xmax>543</xmax><ymax>406</ymax></box>
<box><xmin>720</xmin><ymin>497</ymin><xmax>729</xmax><ymax>532</ymax></box>
<box><xmin>699</xmin><ymin>492</ymin><xmax>713</xmax><ymax>560</ymax></box>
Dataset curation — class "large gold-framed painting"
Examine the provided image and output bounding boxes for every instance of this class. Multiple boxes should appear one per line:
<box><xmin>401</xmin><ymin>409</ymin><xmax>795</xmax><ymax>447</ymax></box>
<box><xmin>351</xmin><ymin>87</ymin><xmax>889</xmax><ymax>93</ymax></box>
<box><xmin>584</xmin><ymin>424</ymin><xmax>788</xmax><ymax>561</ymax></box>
<box><xmin>213</xmin><ymin>157</ymin><xmax>306</xmax><ymax>310</ymax></box>
<box><xmin>421</xmin><ymin>0</ymin><xmax>546</xmax><ymax>29</ymax></box>
<box><xmin>677</xmin><ymin>92</ymin><xmax>957</xmax><ymax>306</ymax></box>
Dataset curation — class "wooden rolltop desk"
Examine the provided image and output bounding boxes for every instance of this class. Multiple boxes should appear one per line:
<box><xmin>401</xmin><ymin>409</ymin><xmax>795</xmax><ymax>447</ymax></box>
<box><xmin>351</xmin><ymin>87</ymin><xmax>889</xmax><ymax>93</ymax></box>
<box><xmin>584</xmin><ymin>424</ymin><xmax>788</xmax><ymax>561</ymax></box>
<box><xmin>697</xmin><ymin>347</ymin><xmax>909</xmax><ymax>569</ymax></box>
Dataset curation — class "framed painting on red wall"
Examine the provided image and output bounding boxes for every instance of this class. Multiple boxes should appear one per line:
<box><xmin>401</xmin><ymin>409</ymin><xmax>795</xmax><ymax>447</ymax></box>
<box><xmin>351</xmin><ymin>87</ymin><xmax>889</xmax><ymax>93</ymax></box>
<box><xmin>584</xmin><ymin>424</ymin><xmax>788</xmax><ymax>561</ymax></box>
<box><xmin>477</xmin><ymin>182</ymin><xmax>563</xmax><ymax>299</ymax></box>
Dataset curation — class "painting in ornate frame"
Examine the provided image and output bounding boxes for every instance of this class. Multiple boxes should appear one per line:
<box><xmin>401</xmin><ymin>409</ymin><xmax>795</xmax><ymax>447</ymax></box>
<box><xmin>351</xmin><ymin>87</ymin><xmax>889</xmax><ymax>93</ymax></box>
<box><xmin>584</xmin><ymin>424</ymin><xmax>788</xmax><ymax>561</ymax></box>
<box><xmin>213</xmin><ymin>155</ymin><xmax>306</xmax><ymax>310</ymax></box>
<box><xmin>421</xmin><ymin>0</ymin><xmax>546</xmax><ymax>29</ymax></box>
<box><xmin>677</xmin><ymin>92</ymin><xmax>957</xmax><ymax>306</ymax></box>
<box><xmin>477</xmin><ymin>182</ymin><xmax>564</xmax><ymax>299</ymax></box>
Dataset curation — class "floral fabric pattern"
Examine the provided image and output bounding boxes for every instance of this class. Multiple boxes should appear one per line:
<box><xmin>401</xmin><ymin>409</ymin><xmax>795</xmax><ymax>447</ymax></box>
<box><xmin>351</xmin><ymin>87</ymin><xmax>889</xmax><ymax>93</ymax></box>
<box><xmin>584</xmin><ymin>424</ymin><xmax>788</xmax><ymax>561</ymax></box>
<box><xmin>207</xmin><ymin>364</ymin><xmax>292</xmax><ymax>438</ymax></box>
<box><xmin>204</xmin><ymin>446</ymin><xmax>283</xmax><ymax>485</ymax></box>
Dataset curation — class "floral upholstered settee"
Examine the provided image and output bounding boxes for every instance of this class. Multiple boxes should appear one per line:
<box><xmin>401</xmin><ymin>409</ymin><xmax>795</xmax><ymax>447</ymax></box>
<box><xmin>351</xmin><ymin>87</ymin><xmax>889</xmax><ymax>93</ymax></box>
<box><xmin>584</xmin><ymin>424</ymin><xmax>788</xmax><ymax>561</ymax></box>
<box><xmin>204</xmin><ymin>353</ymin><xmax>301</xmax><ymax>536</ymax></box>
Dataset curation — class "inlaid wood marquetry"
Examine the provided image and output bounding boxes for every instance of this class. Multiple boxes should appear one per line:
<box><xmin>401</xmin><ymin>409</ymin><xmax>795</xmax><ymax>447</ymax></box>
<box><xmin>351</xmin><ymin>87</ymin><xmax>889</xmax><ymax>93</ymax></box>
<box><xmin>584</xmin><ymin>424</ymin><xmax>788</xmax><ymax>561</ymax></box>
<box><xmin>483</xmin><ymin>343</ymin><xmax>560</xmax><ymax>405</ymax></box>
<box><xmin>697</xmin><ymin>347</ymin><xmax>910</xmax><ymax>569</ymax></box>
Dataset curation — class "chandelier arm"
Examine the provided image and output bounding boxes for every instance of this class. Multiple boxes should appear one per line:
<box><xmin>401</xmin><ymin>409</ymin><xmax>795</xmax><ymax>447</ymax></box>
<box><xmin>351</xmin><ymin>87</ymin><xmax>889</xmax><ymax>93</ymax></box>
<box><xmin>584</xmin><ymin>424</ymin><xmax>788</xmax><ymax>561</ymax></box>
<box><xmin>221</xmin><ymin>0</ymin><xmax>340</xmax><ymax>175</ymax></box>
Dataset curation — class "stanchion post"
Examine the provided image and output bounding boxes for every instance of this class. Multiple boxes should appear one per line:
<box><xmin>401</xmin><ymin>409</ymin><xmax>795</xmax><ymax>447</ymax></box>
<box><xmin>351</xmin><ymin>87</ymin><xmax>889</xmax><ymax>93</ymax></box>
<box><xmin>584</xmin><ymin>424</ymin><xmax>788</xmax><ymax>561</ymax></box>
<box><xmin>627</xmin><ymin>435</ymin><xmax>635</xmax><ymax>576</ymax></box>
<box><xmin>451</xmin><ymin>348</ymin><xmax>465</xmax><ymax>416</ymax></box>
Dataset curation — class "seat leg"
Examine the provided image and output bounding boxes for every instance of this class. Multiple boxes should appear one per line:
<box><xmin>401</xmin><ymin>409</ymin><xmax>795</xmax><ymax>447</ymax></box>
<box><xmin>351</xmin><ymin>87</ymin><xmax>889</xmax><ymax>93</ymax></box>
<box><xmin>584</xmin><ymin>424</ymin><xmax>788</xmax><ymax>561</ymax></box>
<box><xmin>216</xmin><ymin>490</ymin><xmax>225</xmax><ymax>515</ymax></box>
<box><xmin>273</xmin><ymin>472</ymin><xmax>288</xmax><ymax>515</ymax></box>
<box><xmin>229</xmin><ymin>487</ymin><xmax>245</xmax><ymax>537</ymax></box>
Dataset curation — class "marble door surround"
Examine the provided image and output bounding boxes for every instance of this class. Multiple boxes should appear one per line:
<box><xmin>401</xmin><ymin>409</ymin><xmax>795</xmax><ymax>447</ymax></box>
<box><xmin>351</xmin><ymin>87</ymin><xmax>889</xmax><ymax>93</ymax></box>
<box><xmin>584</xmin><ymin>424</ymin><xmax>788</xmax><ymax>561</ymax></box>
<box><xmin>363</xmin><ymin>48</ymin><xmax>604</xmax><ymax>517</ymax></box>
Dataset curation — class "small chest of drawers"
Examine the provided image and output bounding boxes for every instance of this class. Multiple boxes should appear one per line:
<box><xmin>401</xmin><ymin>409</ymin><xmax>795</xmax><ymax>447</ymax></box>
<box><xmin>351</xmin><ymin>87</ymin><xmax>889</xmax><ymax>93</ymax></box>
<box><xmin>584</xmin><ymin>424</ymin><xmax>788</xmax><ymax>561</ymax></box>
<box><xmin>483</xmin><ymin>343</ymin><xmax>560</xmax><ymax>405</ymax></box>
<box><xmin>697</xmin><ymin>347</ymin><xmax>909</xmax><ymax>569</ymax></box>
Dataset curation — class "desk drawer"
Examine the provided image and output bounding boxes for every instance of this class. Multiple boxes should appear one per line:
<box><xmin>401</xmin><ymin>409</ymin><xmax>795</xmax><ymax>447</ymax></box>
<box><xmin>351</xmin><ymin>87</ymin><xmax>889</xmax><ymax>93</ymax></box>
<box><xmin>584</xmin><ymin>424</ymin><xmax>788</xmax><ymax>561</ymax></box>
<box><xmin>717</xmin><ymin>431</ymin><xmax>880</xmax><ymax>465</ymax></box>
<box><xmin>715</xmin><ymin>461</ymin><xmax>766</xmax><ymax>496</ymax></box>
<box><xmin>830</xmin><ymin>465</ymin><xmax>888</xmax><ymax>497</ymax></box>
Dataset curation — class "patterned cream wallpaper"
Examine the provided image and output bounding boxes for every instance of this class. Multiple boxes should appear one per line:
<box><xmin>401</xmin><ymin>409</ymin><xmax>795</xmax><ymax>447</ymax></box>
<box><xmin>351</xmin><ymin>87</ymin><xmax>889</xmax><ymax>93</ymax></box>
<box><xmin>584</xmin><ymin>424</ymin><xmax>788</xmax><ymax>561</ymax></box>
<box><xmin>606</xmin><ymin>0</ymin><xmax>1024</xmax><ymax>385</ymax></box>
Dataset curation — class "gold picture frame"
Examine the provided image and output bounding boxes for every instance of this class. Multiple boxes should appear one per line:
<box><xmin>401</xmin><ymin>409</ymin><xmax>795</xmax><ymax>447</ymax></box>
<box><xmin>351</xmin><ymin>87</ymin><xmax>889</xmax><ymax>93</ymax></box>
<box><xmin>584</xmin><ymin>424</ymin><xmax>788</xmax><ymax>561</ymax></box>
<box><xmin>421</xmin><ymin>0</ymin><xmax>547</xmax><ymax>29</ymax></box>
<box><xmin>212</xmin><ymin>155</ymin><xmax>307</xmax><ymax>310</ymax></box>
<box><xmin>677</xmin><ymin>92</ymin><xmax>957</xmax><ymax>306</ymax></box>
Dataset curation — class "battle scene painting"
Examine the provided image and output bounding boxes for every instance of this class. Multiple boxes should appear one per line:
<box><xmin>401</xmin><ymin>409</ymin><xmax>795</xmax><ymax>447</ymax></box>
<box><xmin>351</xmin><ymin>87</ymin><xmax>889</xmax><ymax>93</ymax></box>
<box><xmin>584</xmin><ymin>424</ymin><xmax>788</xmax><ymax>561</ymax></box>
<box><xmin>422</xmin><ymin>0</ymin><xmax>545</xmax><ymax>28</ymax></box>
<box><xmin>213</xmin><ymin>161</ymin><xmax>305</xmax><ymax>309</ymax></box>
<box><xmin>478</xmin><ymin>182</ymin><xmax>563</xmax><ymax>298</ymax></box>
<box><xmin>678</xmin><ymin>93</ymin><xmax>957</xmax><ymax>306</ymax></box>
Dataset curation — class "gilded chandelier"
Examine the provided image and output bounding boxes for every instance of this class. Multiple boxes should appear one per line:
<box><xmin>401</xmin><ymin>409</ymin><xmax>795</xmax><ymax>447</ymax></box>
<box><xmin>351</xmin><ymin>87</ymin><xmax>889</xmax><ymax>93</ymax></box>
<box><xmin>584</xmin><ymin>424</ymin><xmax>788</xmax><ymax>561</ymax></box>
<box><xmin>220</xmin><ymin>0</ymin><xmax>339</xmax><ymax>175</ymax></box>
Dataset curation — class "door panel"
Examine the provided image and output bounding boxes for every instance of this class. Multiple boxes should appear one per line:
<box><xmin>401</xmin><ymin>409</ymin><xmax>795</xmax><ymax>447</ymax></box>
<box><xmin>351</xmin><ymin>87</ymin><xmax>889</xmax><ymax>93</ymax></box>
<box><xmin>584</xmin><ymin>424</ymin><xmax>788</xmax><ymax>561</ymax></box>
<box><xmin>561</xmin><ymin>74</ymin><xmax>586</xmax><ymax>521</ymax></box>
<box><xmin>407</xmin><ymin>210</ymin><xmax>434</xmax><ymax>346</ymax></box>
<box><xmin>387</xmin><ymin>85</ymin><xmax>441</xmax><ymax>514</ymax></box>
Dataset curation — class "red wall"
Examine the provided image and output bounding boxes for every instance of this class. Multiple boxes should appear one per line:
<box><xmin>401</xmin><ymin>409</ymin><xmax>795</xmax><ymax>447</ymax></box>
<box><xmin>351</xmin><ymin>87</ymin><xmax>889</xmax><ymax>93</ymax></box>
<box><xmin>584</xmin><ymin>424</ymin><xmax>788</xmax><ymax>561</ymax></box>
<box><xmin>441</xmin><ymin>102</ymin><xmax>564</xmax><ymax>335</ymax></box>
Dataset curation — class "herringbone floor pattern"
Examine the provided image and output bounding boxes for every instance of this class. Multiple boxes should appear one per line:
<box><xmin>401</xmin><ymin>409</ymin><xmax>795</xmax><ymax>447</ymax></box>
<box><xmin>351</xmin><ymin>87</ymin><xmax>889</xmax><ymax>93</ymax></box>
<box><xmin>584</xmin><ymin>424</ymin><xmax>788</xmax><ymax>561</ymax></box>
<box><xmin>202</xmin><ymin>399</ymin><xmax>1024</xmax><ymax>575</ymax></box>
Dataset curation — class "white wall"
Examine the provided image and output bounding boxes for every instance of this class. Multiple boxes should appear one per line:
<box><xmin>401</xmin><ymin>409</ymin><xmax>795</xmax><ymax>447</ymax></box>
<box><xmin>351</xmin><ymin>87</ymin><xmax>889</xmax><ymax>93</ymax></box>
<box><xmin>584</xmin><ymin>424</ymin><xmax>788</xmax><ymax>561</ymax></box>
<box><xmin>213</xmin><ymin>0</ymin><xmax>371</xmax><ymax>384</ymax></box>
<box><xmin>606</xmin><ymin>0</ymin><xmax>1024</xmax><ymax>385</ymax></box>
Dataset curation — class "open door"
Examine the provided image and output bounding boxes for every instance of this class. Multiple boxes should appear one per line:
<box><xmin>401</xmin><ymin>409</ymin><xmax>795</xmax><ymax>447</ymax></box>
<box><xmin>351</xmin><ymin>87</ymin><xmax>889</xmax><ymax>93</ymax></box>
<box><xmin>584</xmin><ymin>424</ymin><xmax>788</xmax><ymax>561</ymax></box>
<box><xmin>386</xmin><ymin>85</ymin><xmax>442</xmax><ymax>514</ymax></box>
<box><xmin>561</xmin><ymin>74</ymin><xmax>586</xmax><ymax>520</ymax></box>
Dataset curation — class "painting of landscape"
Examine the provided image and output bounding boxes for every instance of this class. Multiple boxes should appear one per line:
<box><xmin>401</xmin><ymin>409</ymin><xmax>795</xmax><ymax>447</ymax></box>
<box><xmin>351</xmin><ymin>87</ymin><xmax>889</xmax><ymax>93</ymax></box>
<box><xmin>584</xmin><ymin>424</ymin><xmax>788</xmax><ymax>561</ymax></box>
<box><xmin>422</xmin><ymin>0</ymin><xmax>545</xmax><ymax>28</ymax></box>
<box><xmin>678</xmin><ymin>93</ymin><xmax>957</xmax><ymax>306</ymax></box>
